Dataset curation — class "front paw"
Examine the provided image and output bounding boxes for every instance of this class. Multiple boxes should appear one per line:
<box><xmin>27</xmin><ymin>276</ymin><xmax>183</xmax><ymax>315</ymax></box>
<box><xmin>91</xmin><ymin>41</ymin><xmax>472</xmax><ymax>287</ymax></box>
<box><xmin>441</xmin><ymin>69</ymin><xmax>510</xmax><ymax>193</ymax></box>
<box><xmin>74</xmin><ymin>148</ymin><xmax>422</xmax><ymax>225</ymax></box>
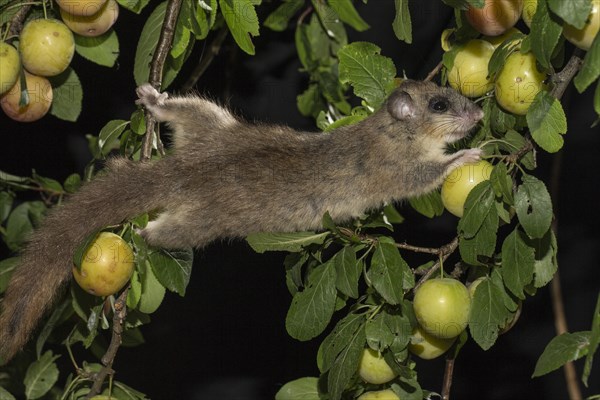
<box><xmin>456</xmin><ymin>148</ymin><xmax>482</xmax><ymax>164</ymax></box>
<box><xmin>135</xmin><ymin>83</ymin><xmax>168</xmax><ymax>107</ymax></box>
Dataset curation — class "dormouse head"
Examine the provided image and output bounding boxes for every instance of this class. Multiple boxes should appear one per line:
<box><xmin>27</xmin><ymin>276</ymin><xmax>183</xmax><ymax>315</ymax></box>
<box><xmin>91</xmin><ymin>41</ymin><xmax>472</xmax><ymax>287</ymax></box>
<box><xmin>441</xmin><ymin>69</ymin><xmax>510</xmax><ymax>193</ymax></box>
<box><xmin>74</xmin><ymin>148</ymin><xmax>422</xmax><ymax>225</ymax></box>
<box><xmin>385</xmin><ymin>80</ymin><xmax>484</xmax><ymax>143</ymax></box>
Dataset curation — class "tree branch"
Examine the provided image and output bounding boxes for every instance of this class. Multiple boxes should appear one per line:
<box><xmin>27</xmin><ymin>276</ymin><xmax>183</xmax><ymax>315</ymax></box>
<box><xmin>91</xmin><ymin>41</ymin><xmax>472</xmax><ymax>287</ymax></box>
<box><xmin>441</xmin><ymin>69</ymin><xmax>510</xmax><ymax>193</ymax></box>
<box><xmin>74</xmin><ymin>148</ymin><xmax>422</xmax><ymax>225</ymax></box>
<box><xmin>84</xmin><ymin>288</ymin><xmax>130</xmax><ymax>399</ymax></box>
<box><xmin>181</xmin><ymin>27</ymin><xmax>229</xmax><ymax>93</ymax></box>
<box><xmin>550</xmin><ymin>49</ymin><xmax>584</xmax><ymax>100</ymax></box>
<box><xmin>441</xmin><ymin>357</ymin><xmax>455</xmax><ymax>400</ymax></box>
<box><xmin>140</xmin><ymin>0</ymin><xmax>183</xmax><ymax>160</ymax></box>
<box><xmin>7</xmin><ymin>3</ymin><xmax>31</xmax><ymax>38</ymax></box>
<box><xmin>425</xmin><ymin>60</ymin><xmax>444</xmax><ymax>82</ymax></box>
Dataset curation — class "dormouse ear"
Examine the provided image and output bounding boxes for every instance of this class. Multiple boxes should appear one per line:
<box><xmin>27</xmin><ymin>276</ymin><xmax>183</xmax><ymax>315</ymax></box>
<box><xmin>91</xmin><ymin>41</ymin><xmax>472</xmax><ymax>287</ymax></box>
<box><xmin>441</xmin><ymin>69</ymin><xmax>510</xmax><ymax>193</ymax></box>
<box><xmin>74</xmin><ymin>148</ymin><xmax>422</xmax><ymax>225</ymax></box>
<box><xmin>387</xmin><ymin>90</ymin><xmax>416</xmax><ymax>120</ymax></box>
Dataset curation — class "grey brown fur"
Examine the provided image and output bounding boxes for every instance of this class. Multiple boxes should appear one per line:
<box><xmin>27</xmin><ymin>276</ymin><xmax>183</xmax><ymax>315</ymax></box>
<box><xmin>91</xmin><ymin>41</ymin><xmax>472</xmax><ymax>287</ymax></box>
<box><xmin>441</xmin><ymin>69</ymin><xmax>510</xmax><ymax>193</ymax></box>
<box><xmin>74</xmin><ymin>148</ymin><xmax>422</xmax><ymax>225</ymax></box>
<box><xmin>0</xmin><ymin>80</ymin><xmax>483</xmax><ymax>361</ymax></box>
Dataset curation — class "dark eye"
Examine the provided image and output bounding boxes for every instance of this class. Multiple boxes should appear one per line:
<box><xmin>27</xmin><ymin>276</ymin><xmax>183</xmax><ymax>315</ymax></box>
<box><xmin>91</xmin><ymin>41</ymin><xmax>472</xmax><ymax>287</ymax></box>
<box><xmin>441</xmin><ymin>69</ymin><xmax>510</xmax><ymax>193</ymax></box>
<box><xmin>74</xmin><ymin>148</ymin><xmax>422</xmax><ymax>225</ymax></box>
<box><xmin>429</xmin><ymin>98</ymin><xmax>449</xmax><ymax>113</ymax></box>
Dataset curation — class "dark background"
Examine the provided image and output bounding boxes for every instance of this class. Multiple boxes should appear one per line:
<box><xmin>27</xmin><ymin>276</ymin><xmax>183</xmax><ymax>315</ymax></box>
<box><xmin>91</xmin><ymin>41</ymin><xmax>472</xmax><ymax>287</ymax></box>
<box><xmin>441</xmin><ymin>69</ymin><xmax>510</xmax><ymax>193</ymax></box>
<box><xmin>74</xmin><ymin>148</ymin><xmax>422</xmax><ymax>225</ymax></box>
<box><xmin>1</xmin><ymin>1</ymin><xmax>599</xmax><ymax>399</ymax></box>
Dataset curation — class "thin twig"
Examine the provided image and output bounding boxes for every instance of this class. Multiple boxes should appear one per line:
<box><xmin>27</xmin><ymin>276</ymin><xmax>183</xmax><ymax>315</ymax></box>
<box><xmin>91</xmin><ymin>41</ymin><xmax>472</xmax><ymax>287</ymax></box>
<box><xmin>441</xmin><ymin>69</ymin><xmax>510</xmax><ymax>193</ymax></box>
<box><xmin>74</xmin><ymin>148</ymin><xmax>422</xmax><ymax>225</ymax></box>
<box><xmin>394</xmin><ymin>242</ymin><xmax>441</xmax><ymax>254</ymax></box>
<box><xmin>85</xmin><ymin>288</ymin><xmax>130</xmax><ymax>399</ymax></box>
<box><xmin>550</xmin><ymin>49</ymin><xmax>584</xmax><ymax>100</ymax></box>
<box><xmin>547</xmin><ymin>50</ymin><xmax>585</xmax><ymax>400</ymax></box>
<box><xmin>424</xmin><ymin>60</ymin><xmax>444</xmax><ymax>82</ymax></box>
<box><xmin>140</xmin><ymin>0</ymin><xmax>183</xmax><ymax>160</ymax></box>
<box><xmin>7</xmin><ymin>3</ymin><xmax>31</xmax><ymax>37</ymax></box>
<box><xmin>413</xmin><ymin>237</ymin><xmax>459</xmax><ymax>292</ymax></box>
<box><xmin>297</xmin><ymin>5</ymin><xmax>313</xmax><ymax>26</ymax></box>
<box><xmin>181</xmin><ymin>27</ymin><xmax>229</xmax><ymax>93</ymax></box>
<box><xmin>441</xmin><ymin>357</ymin><xmax>455</xmax><ymax>400</ymax></box>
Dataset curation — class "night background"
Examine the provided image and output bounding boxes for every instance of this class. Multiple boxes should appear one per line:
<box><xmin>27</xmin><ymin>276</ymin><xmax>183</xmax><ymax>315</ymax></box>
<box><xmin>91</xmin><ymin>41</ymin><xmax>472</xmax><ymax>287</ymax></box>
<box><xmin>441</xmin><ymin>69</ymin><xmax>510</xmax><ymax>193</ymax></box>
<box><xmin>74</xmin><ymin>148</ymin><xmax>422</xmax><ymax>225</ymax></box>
<box><xmin>1</xmin><ymin>1</ymin><xmax>599</xmax><ymax>399</ymax></box>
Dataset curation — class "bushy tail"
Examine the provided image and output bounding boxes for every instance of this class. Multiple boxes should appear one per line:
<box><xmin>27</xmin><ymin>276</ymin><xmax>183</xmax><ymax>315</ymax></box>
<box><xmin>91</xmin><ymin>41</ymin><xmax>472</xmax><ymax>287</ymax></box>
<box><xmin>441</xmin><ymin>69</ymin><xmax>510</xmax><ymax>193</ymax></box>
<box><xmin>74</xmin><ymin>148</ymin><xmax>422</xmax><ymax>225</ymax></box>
<box><xmin>0</xmin><ymin>158</ymin><xmax>166</xmax><ymax>362</ymax></box>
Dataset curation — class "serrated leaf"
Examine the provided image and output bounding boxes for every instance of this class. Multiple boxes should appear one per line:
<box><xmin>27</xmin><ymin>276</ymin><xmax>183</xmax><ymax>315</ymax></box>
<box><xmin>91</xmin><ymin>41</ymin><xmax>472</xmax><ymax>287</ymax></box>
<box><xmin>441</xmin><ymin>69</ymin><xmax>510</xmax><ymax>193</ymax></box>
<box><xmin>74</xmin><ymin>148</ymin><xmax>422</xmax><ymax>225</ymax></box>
<box><xmin>368</xmin><ymin>241</ymin><xmax>412</xmax><ymax>304</ymax></box>
<box><xmin>286</xmin><ymin>261</ymin><xmax>337</xmax><ymax>341</ymax></box>
<box><xmin>408</xmin><ymin>190</ymin><xmax>444</xmax><ymax>218</ymax></box>
<box><xmin>24</xmin><ymin>351</ymin><xmax>60</xmax><ymax>400</ymax></box>
<box><xmin>275</xmin><ymin>377</ymin><xmax>320</xmax><ymax>400</ymax></box>
<box><xmin>220</xmin><ymin>0</ymin><xmax>259</xmax><ymax>55</ymax></box>
<box><xmin>527</xmin><ymin>229</ymin><xmax>558</xmax><ymax>288</ymax></box>
<box><xmin>533</xmin><ymin>331</ymin><xmax>591</xmax><ymax>377</ymax></box>
<box><xmin>117</xmin><ymin>0</ymin><xmax>150</xmax><ymax>13</ymax></box>
<box><xmin>529</xmin><ymin>0</ymin><xmax>562</xmax><ymax>69</ymax></box>
<box><xmin>148</xmin><ymin>248</ymin><xmax>193</xmax><ymax>296</ymax></box>
<box><xmin>264</xmin><ymin>0</ymin><xmax>304</xmax><ymax>31</ymax></box>
<box><xmin>514</xmin><ymin>174</ymin><xmax>553</xmax><ymax>239</ymax></box>
<box><xmin>246</xmin><ymin>231</ymin><xmax>329</xmax><ymax>253</ymax></box>
<box><xmin>338</xmin><ymin>42</ymin><xmax>396</xmax><ymax>109</ymax></box>
<box><xmin>98</xmin><ymin>119</ymin><xmax>128</xmax><ymax>156</ymax></box>
<box><xmin>548</xmin><ymin>0</ymin><xmax>592</xmax><ymax>29</ymax></box>
<box><xmin>4</xmin><ymin>201</ymin><xmax>46</xmax><ymax>251</ymax></box>
<box><xmin>36</xmin><ymin>297</ymin><xmax>71</xmax><ymax>359</ymax></box>
<box><xmin>63</xmin><ymin>173</ymin><xmax>81</xmax><ymax>193</ymax></box>
<box><xmin>468</xmin><ymin>277</ymin><xmax>512</xmax><ymax>350</ymax></box>
<box><xmin>134</xmin><ymin>1</ymin><xmax>167</xmax><ymax>85</ymax></box>
<box><xmin>0</xmin><ymin>387</ymin><xmax>16</xmax><ymax>400</ymax></box>
<box><xmin>501</xmin><ymin>228</ymin><xmax>535</xmax><ymax>299</ymax></box>
<box><xmin>0</xmin><ymin>191</ymin><xmax>14</xmax><ymax>223</ymax></box>
<box><xmin>574</xmin><ymin>33</ymin><xmax>600</xmax><ymax>92</ymax></box>
<box><xmin>75</xmin><ymin>30</ymin><xmax>119</xmax><ymax>67</ymax></box>
<box><xmin>138</xmin><ymin>259</ymin><xmax>166</xmax><ymax>313</ymax></box>
<box><xmin>458</xmin><ymin>181</ymin><xmax>495</xmax><ymax>239</ymax></box>
<box><xmin>333</xmin><ymin>246</ymin><xmax>360</xmax><ymax>298</ymax></box>
<box><xmin>171</xmin><ymin>1</ymin><xmax>192</xmax><ymax>58</ymax></box>
<box><xmin>526</xmin><ymin>91</ymin><xmax>567</xmax><ymax>153</ymax></box>
<box><xmin>327</xmin><ymin>324</ymin><xmax>366</xmax><ymax>400</ymax></box>
<box><xmin>319</xmin><ymin>312</ymin><xmax>365</xmax><ymax>372</ymax></box>
<box><xmin>48</xmin><ymin>67</ymin><xmax>82</xmax><ymax>122</ymax></box>
<box><xmin>365</xmin><ymin>312</ymin><xmax>395</xmax><ymax>351</ymax></box>
<box><xmin>329</xmin><ymin>0</ymin><xmax>370</xmax><ymax>32</ymax></box>
<box><xmin>490</xmin><ymin>162</ymin><xmax>513</xmax><ymax>204</ymax></box>
<box><xmin>459</xmin><ymin>204</ymin><xmax>498</xmax><ymax>266</ymax></box>
<box><xmin>391</xmin><ymin>0</ymin><xmax>412</xmax><ymax>43</ymax></box>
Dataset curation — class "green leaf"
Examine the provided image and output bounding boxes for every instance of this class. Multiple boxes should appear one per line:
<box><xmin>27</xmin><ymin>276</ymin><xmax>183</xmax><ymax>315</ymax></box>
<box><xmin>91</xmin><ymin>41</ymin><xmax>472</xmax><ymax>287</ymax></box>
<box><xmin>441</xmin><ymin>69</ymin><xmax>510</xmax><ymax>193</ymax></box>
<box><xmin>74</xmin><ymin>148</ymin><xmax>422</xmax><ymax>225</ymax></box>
<box><xmin>459</xmin><ymin>204</ymin><xmax>498</xmax><ymax>266</ymax></box>
<box><xmin>75</xmin><ymin>30</ymin><xmax>119</xmax><ymax>67</ymax></box>
<box><xmin>319</xmin><ymin>312</ymin><xmax>365</xmax><ymax>372</ymax></box>
<box><xmin>24</xmin><ymin>351</ymin><xmax>60</xmax><ymax>400</ymax></box>
<box><xmin>365</xmin><ymin>312</ymin><xmax>395</xmax><ymax>351</ymax></box>
<box><xmin>514</xmin><ymin>174</ymin><xmax>553</xmax><ymax>239</ymax></box>
<box><xmin>0</xmin><ymin>191</ymin><xmax>14</xmax><ymax>223</ymax></box>
<box><xmin>36</xmin><ymin>298</ymin><xmax>71</xmax><ymax>359</ymax></box>
<box><xmin>117</xmin><ymin>0</ymin><xmax>150</xmax><ymax>13</ymax></box>
<box><xmin>338</xmin><ymin>41</ymin><xmax>396</xmax><ymax>109</ymax></box>
<box><xmin>72</xmin><ymin>230</ymin><xmax>100</xmax><ymax>270</ymax></box>
<box><xmin>286</xmin><ymin>261</ymin><xmax>337</xmax><ymax>341</ymax></box>
<box><xmin>368</xmin><ymin>240</ymin><xmax>412</xmax><ymax>304</ymax></box>
<box><xmin>0</xmin><ymin>257</ymin><xmax>19</xmax><ymax>293</ymax></box>
<box><xmin>527</xmin><ymin>229</ymin><xmax>558</xmax><ymax>288</ymax></box>
<box><xmin>275</xmin><ymin>377</ymin><xmax>320</xmax><ymax>400</ymax></box>
<box><xmin>393</xmin><ymin>0</ymin><xmax>412</xmax><ymax>43</ymax></box>
<box><xmin>33</xmin><ymin>172</ymin><xmax>63</xmax><ymax>194</ymax></box>
<box><xmin>408</xmin><ymin>190</ymin><xmax>444</xmax><ymax>218</ymax></box>
<box><xmin>583</xmin><ymin>293</ymin><xmax>600</xmax><ymax>386</ymax></box>
<box><xmin>48</xmin><ymin>67</ymin><xmax>82</xmax><ymax>122</ymax></box>
<box><xmin>468</xmin><ymin>275</ymin><xmax>512</xmax><ymax>350</ymax></box>
<box><xmin>333</xmin><ymin>246</ymin><xmax>360</xmax><ymax>298</ymax></box>
<box><xmin>148</xmin><ymin>248</ymin><xmax>193</xmax><ymax>296</ymax></box>
<box><xmin>219</xmin><ymin>0</ymin><xmax>260</xmax><ymax>55</ymax></box>
<box><xmin>134</xmin><ymin>1</ymin><xmax>167</xmax><ymax>85</ymax></box>
<box><xmin>98</xmin><ymin>119</ymin><xmax>129</xmax><ymax>156</ymax></box>
<box><xmin>595</xmin><ymin>80</ymin><xmax>600</xmax><ymax>116</ymax></box>
<box><xmin>547</xmin><ymin>0</ymin><xmax>592</xmax><ymax>29</ymax></box>
<box><xmin>526</xmin><ymin>91</ymin><xmax>567</xmax><ymax>153</ymax></box>
<box><xmin>171</xmin><ymin>1</ymin><xmax>192</xmax><ymax>59</ymax></box>
<box><xmin>533</xmin><ymin>331</ymin><xmax>591</xmax><ymax>377</ymax></box>
<box><xmin>264</xmin><ymin>0</ymin><xmax>304</xmax><ymax>31</ymax></box>
<box><xmin>329</xmin><ymin>0</ymin><xmax>370</xmax><ymax>32</ymax></box>
<box><xmin>503</xmin><ymin>130</ymin><xmax>536</xmax><ymax>169</ymax></box>
<box><xmin>63</xmin><ymin>173</ymin><xmax>81</xmax><ymax>193</ymax></box>
<box><xmin>488</xmin><ymin>32</ymin><xmax>524</xmax><ymax>81</ymax></box>
<box><xmin>528</xmin><ymin>0</ymin><xmax>562</xmax><ymax>69</ymax></box>
<box><xmin>490</xmin><ymin>162</ymin><xmax>513</xmax><ymax>204</ymax></box>
<box><xmin>327</xmin><ymin>324</ymin><xmax>366</xmax><ymax>400</ymax></box>
<box><xmin>138</xmin><ymin>259</ymin><xmax>166</xmax><ymax>313</ymax></box>
<box><xmin>0</xmin><ymin>387</ymin><xmax>16</xmax><ymax>400</ymax></box>
<box><xmin>246</xmin><ymin>231</ymin><xmax>329</xmax><ymax>253</ymax></box>
<box><xmin>4</xmin><ymin>201</ymin><xmax>46</xmax><ymax>251</ymax></box>
<box><xmin>501</xmin><ymin>228</ymin><xmax>535</xmax><ymax>299</ymax></box>
<box><xmin>458</xmin><ymin>181</ymin><xmax>495</xmax><ymax>239</ymax></box>
<box><xmin>574</xmin><ymin>33</ymin><xmax>600</xmax><ymax>92</ymax></box>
